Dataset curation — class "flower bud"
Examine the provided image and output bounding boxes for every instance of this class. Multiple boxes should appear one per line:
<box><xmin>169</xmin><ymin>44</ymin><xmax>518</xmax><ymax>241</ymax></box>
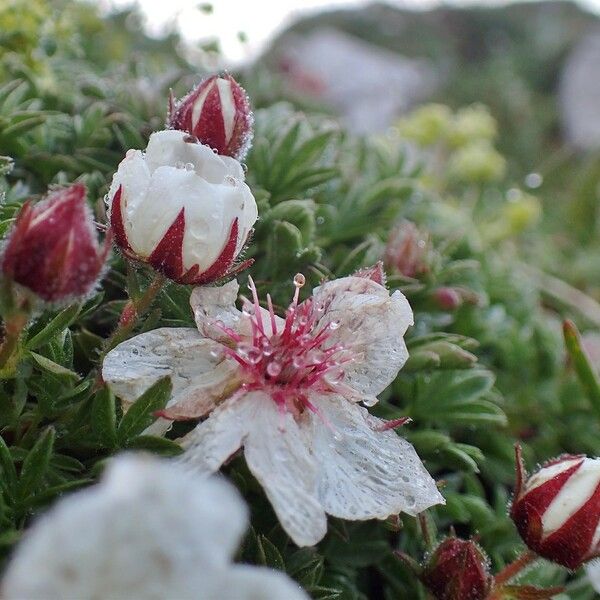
<box><xmin>384</xmin><ymin>220</ymin><xmax>429</xmax><ymax>278</ymax></box>
<box><xmin>421</xmin><ymin>537</ymin><xmax>492</xmax><ymax>600</ymax></box>
<box><xmin>168</xmin><ymin>73</ymin><xmax>253</xmax><ymax>160</ymax></box>
<box><xmin>511</xmin><ymin>446</ymin><xmax>600</xmax><ymax>569</ymax></box>
<box><xmin>1</xmin><ymin>183</ymin><xmax>110</xmax><ymax>303</ymax></box>
<box><xmin>447</xmin><ymin>141</ymin><xmax>506</xmax><ymax>184</ymax></box>
<box><xmin>432</xmin><ymin>287</ymin><xmax>463</xmax><ymax>311</ymax></box>
<box><xmin>108</xmin><ymin>130</ymin><xmax>258</xmax><ymax>285</ymax></box>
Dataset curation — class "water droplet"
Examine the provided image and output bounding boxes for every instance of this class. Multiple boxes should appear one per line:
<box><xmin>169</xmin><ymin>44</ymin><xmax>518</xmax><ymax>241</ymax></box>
<box><xmin>525</xmin><ymin>172</ymin><xmax>543</xmax><ymax>189</ymax></box>
<box><xmin>246</xmin><ymin>347</ymin><xmax>262</xmax><ymax>364</ymax></box>
<box><xmin>267</xmin><ymin>361</ymin><xmax>282</xmax><ymax>377</ymax></box>
<box><xmin>224</xmin><ymin>175</ymin><xmax>237</xmax><ymax>186</ymax></box>
<box><xmin>293</xmin><ymin>273</ymin><xmax>305</xmax><ymax>288</ymax></box>
<box><xmin>329</xmin><ymin>319</ymin><xmax>341</xmax><ymax>330</ymax></box>
<box><xmin>293</xmin><ymin>355</ymin><xmax>305</xmax><ymax>369</ymax></box>
<box><xmin>333</xmin><ymin>431</ymin><xmax>343</xmax><ymax>441</ymax></box>
<box><xmin>184</xmin><ymin>162</ymin><xmax>195</xmax><ymax>171</ymax></box>
<box><xmin>241</xmin><ymin>163</ymin><xmax>248</xmax><ymax>174</ymax></box>
<box><xmin>316</xmin><ymin>216</ymin><xmax>325</xmax><ymax>225</ymax></box>
<box><xmin>175</xmin><ymin>161</ymin><xmax>185</xmax><ymax>169</ymax></box>
<box><xmin>209</xmin><ymin>348</ymin><xmax>223</xmax><ymax>359</ymax></box>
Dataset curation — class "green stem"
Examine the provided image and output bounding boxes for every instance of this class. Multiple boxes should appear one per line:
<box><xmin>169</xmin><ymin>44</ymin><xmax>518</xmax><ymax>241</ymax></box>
<box><xmin>101</xmin><ymin>272</ymin><xmax>166</xmax><ymax>357</ymax></box>
<box><xmin>0</xmin><ymin>310</ymin><xmax>29</xmax><ymax>370</ymax></box>
<box><xmin>493</xmin><ymin>550</ymin><xmax>537</xmax><ymax>587</ymax></box>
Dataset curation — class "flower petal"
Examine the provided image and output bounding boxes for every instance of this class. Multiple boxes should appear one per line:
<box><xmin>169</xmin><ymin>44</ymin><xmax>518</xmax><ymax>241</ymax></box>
<box><xmin>103</xmin><ymin>328</ymin><xmax>240</xmax><ymax>426</ymax></box>
<box><xmin>243</xmin><ymin>394</ymin><xmax>327</xmax><ymax>547</ymax></box>
<box><xmin>586</xmin><ymin>559</ymin><xmax>600</xmax><ymax>593</ymax></box>
<box><xmin>308</xmin><ymin>394</ymin><xmax>444</xmax><ymax>520</ymax></box>
<box><xmin>191</xmin><ymin>280</ymin><xmax>283</xmax><ymax>342</ymax></box>
<box><xmin>212</xmin><ymin>565</ymin><xmax>309</xmax><ymax>600</ymax></box>
<box><xmin>312</xmin><ymin>276</ymin><xmax>413</xmax><ymax>397</ymax></box>
<box><xmin>179</xmin><ymin>392</ymin><xmax>259</xmax><ymax>473</ymax></box>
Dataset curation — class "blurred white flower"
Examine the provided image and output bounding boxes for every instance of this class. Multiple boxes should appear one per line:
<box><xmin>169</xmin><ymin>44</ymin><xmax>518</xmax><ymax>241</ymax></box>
<box><xmin>103</xmin><ymin>269</ymin><xmax>444</xmax><ymax>547</ymax></box>
<box><xmin>2</xmin><ymin>455</ymin><xmax>308</xmax><ymax>600</ymax></box>
<box><xmin>107</xmin><ymin>129</ymin><xmax>258</xmax><ymax>284</ymax></box>
<box><xmin>586</xmin><ymin>559</ymin><xmax>600</xmax><ymax>594</ymax></box>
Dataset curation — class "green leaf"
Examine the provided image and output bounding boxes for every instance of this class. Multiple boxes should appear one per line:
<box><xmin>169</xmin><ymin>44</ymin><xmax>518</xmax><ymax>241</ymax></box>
<box><xmin>563</xmin><ymin>319</ymin><xmax>600</xmax><ymax>419</ymax></box>
<box><xmin>18</xmin><ymin>427</ymin><xmax>55</xmax><ymax>500</ymax></box>
<box><xmin>256</xmin><ymin>534</ymin><xmax>285</xmax><ymax>570</ymax></box>
<box><xmin>125</xmin><ymin>436</ymin><xmax>183</xmax><ymax>456</ymax></box>
<box><xmin>0</xmin><ymin>435</ymin><xmax>17</xmax><ymax>493</ymax></box>
<box><xmin>91</xmin><ymin>387</ymin><xmax>118</xmax><ymax>449</ymax></box>
<box><xmin>25</xmin><ymin>304</ymin><xmax>81</xmax><ymax>350</ymax></box>
<box><xmin>117</xmin><ymin>377</ymin><xmax>172</xmax><ymax>443</ymax></box>
<box><xmin>29</xmin><ymin>352</ymin><xmax>80</xmax><ymax>379</ymax></box>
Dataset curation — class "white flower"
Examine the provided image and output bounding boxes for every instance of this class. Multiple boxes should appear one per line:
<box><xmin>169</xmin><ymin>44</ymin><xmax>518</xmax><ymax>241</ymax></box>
<box><xmin>2</xmin><ymin>455</ymin><xmax>309</xmax><ymax>600</ymax></box>
<box><xmin>107</xmin><ymin>129</ymin><xmax>258</xmax><ymax>284</ymax></box>
<box><xmin>586</xmin><ymin>559</ymin><xmax>600</xmax><ymax>594</ymax></box>
<box><xmin>103</xmin><ymin>269</ymin><xmax>445</xmax><ymax>547</ymax></box>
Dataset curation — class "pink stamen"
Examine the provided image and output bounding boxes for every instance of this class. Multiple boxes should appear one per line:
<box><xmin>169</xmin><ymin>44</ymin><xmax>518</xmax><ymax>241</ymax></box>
<box><xmin>222</xmin><ymin>273</ymin><xmax>357</xmax><ymax>422</ymax></box>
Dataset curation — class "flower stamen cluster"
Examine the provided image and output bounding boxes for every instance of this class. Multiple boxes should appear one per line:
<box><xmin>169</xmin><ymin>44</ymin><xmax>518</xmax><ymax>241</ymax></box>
<box><xmin>220</xmin><ymin>275</ymin><xmax>354</xmax><ymax>419</ymax></box>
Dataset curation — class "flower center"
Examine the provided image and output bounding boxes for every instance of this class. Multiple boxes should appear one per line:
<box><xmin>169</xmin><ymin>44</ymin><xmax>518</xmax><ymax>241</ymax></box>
<box><xmin>221</xmin><ymin>274</ymin><xmax>353</xmax><ymax>418</ymax></box>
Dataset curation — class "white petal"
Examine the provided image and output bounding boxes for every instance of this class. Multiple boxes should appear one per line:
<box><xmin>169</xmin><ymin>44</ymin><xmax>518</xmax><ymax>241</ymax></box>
<box><xmin>308</xmin><ymin>394</ymin><xmax>444</xmax><ymax>520</ymax></box>
<box><xmin>179</xmin><ymin>392</ymin><xmax>259</xmax><ymax>473</ymax></box>
<box><xmin>586</xmin><ymin>559</ymin><xmax>600</xmax><ymax>593</ymax></box>
<box><xmin>210</xmin><ymin>565</ymin><xmax>310</xmax><ymax>600</ymax></box>
<box><xmin>144</xmin><ymin>129</ymin><xmax>243</xmax><ymax>182</ymax></box>
<box><xmin>243</xmin><ymin>395</ymin><xmax>327</xmax><ymax>547</ymax></box>
<box><xmin>191</xmin><ymin>279</ymin><xmax>243</xmax><ymax>341</ymax></box>
<box><xmin>313</xmin><ymin>276</ymin><xmax>413</xmax><ymax>397</ymax></box>
<box><xmin>3</xmin><ymin>456</ymin><xmax>248</xmax><ymax>600</ymax></box>
<box><xmin>191</xmin><ymin>280</ymin><xmax>284</xmax><ymax>342</ymax></box>
<box><xmin>103</xmin><ymin>328</ymin><xmax>240</xmax><ymax>422</ymax></box>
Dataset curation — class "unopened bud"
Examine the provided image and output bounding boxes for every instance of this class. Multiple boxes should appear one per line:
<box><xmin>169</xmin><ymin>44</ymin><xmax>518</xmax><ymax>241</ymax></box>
<box><xmin>511</xmin><ymin>445</ymin><xmax>600</xmax><ymax>569</ymax></box>
<box><xmin>433</xmin><ymin>287</ymin><xmax>463</xmax><ymax>311</ymax></box>
<box><xmin>168</xmin><ymin>73</ymin><xmax>253</xmax><ymax>160</ymax></box>
<box><xmin>384</xmin><ymin>220</ymin><xmax>429</xmax><ymax>278</ymax></box>
<box><xmin>421</xmin><ymin>537</ymin><xmax>492</xmax><ymax>600</ymax></box>
<box><xmin>1</xmin><ymin>183</ymin><xmax>110</xmax><ymax>304</ymax></box>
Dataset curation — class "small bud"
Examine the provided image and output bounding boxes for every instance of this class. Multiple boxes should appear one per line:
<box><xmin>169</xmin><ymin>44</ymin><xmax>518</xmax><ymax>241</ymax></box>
<box><xmin>108</xmin><ymin>129</ymin><xmax>258</xmax><ymax>285</ymax></box>
<box><xmin>1</xmin><ymin>183</ymin><xmax>110</xmax><ymax>304</ymax></box>
<box><xmin>510</xmin><ymin>445</ymin><xmax>600</xmax><ymax>569</ymax></box>
<box><xmin>421</xmin><ymin>537</ymin><xmax>492</xmax><ymax>600</ymax></box>
<box><xmin>396</xmin><ymin>104</ymin><xmax>453</xmax><ymax>147</ymax></box>
<box><xmin>447</xmin><ymin>141</ymin><xmax>506</xmax><ymax>184</ymax></box>
<box><xmin>432</xmin><ymin>287</ymin><xmax>463</xmax><ymax>311</ymax></box>
<box><xmin>353</xmin><ymin>262</ymin><xmax>387</xmax><ymax>286</ymax></box>
<box><xmin>384</xmin><ymin>220</ymin><xmax>429</xmax><ymax>278</ymax></box>
<box><xmin>168</xmin><ymin>73</ymin><xmax>253</xmax><ymax>160</ymax></box>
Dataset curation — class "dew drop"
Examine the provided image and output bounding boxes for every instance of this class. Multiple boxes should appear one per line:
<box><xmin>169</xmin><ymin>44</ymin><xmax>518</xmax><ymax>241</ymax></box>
<box><xmin>293</xmin><ymin>273</ymin><xmax>305</xmax><ymax>288</ymax></box>
<box><xmin>246</xmin><ymin>348</ymin><xmax>262</xmax><ymax>364</ymax></box>
<box><xmin>266</xmin><ymin>361</ymin><xmax>282</xmax><ymax>377</ymax></box>
<box><xmin>329</xmin><ymin>319</ymin><xmax>341</xmax><ymax>330</ymax></box>
<box><xmin>184</xmin><ymin>162</ymin><xmax>195</xmax><ymax>171</ymax></box>
<box><xmin>175</xmin><ymin>161</ymin><xmax>185</xmax><ymax>169</ymax></box>
<box><xmin>242</xmin><ymin>303</ymin><xmax>255</xmax><ymax>316</ymax></box>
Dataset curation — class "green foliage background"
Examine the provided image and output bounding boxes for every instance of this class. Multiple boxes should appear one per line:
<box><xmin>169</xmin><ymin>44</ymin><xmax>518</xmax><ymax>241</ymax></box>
<box><xmin>0</xmin><ymin>0</ymin><xmax>599</xmax><ymax>598</ymax></box>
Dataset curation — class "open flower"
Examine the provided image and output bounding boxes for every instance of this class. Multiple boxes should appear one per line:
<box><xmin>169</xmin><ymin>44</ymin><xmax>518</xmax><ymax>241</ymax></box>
<box><xmin>1</xmin><ymin>183</ymin><xmax>110</xmax><ymax>303</ymax></box>
<box><xmin>103</xmin><ymin>270</ymin><xmax>444</xmax><ymax>546</ymax></box>
<box><xmin>2</xmin><ymin>455</ymin><xmax>308</xmax><ymax>600</ymax></box>
<box><xmin>107</xmin><ymin>129</ymin><xmax>257</xmax><ymax>284</ymax></box>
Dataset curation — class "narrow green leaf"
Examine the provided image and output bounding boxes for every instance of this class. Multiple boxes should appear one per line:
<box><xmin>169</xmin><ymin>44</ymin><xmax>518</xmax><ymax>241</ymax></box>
<box><xmin>26</xmin><ymin>304</ymin><xmax>82</xmax><ymax>350</ymax></box>
<box><xmin>117</xmin><ymin>377</ymin><xmax>172</xmax><ymax>443</ymax></box>
<box><xmin>29</xmin><ymin>352</ymin><xmax>80</xmax><ymax>379</ymax></box>
<box><xmin>18</xmin><ymin>427</ymin><xmax>55</xmax><ymax>499</ymax></box>
<box><xmin>91</xmin><ymin>387</ymin><xmax>118</xmax><ymax>449</ymax></box>
<box><xmin>125</xmin><ymin>435</ymin><xmax>182</xmax><ymax>456</ymax></box>
<box><xmin>563</xmin><ymin>319</ymin><xmax>600</xmax><ymax>419</ymax></box>
<box><xmin>0</xmin><ymin>435</ymin><xmax>17</xmax><ymax>492</ymax></box>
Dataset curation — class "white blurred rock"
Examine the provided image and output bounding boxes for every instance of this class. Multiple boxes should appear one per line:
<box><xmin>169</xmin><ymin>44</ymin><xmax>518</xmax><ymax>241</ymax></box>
<box><xmin>560</xmin><ymin>32</ymin><xmax>600</xmax><ymax>150</ymax></box>
<box><xmin>279</xmin><ymin>28</ymin><xmax>438</xmax><ymax>133</ymax></box>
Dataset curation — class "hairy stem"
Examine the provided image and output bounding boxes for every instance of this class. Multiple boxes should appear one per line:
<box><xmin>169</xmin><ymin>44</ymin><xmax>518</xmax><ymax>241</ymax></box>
<box><xmin>493</xmin><ymin>550</ymin><xmax>537</xmax><ymax>586</ymax></box>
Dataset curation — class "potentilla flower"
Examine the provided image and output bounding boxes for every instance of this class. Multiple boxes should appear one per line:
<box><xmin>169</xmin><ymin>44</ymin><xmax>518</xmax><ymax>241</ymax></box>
<box><xmin>421</xmin><ymin>537</ymin><xmax>492</xmax><ymax>600</ymax></box>
<box><xmin>0</xmin><ymin>183</ymin><xmax>110</xmax><ymax>303</ymax></box>
<box><xmin>103</xmin><ymin>271</ymin><xmax>444</xmax><ymax>546</ymax></box>
<box><xmin>510</xmin><ymin>445</ymin><xmax>600</xmax><ymax>569</ymax></box>
<box><xmin>2</xmin><ymin>455</ymin><xmax>309</xmax><ymax>600</ymax></box>
<box><xmin>168</xmin><ymin>73</ymin><xmax>253</xmax><ymax>160</ymax></box>
<box><xmin>384</xmin><ymin>220</ymin><xmax>429</xmax><ymax>278</ymax></box>
<box><xmin>107</xmin><ymin>129</ymin><xmax>258</xmax><ymax>284</ymax></box>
